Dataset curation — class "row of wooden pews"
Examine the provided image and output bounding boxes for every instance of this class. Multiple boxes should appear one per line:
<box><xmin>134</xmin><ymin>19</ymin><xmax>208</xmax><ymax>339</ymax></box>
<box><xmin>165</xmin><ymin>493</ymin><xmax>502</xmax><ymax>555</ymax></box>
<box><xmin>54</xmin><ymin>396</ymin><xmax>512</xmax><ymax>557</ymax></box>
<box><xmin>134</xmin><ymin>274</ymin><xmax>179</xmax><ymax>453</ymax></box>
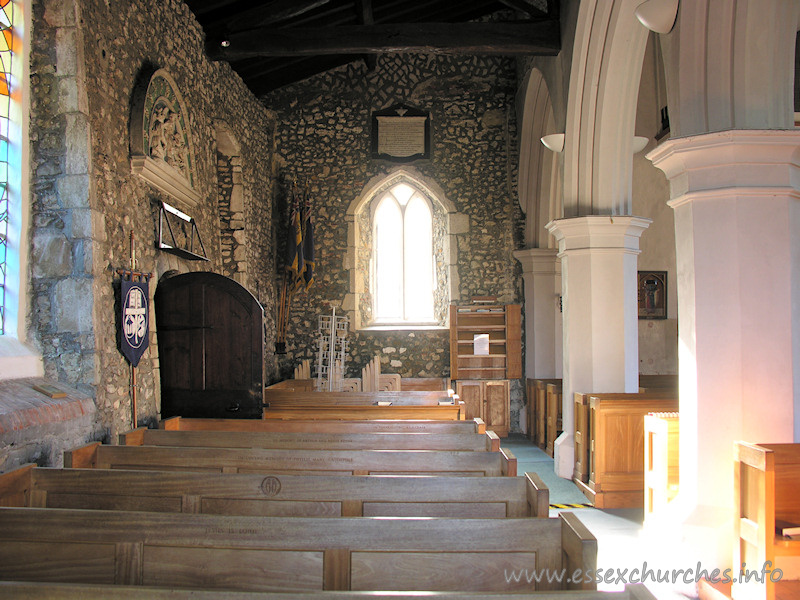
<box><xmin>527</xmin><ymin>375</ymin><xmax>679</xmax><ymax>508</ymax></box>
<box><xmin>0</xmin><ymin>392</ymin><xmax>658</xmax><ymax>599</ymax></box>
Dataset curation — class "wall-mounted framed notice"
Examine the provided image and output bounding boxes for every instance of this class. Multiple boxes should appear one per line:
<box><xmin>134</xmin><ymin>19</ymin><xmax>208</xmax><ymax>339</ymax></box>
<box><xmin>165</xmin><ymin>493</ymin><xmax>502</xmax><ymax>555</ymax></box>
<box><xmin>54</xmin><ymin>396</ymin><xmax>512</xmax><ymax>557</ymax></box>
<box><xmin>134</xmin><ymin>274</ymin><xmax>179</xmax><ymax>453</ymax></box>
<box><xmin>371</xmin><ymin>104</ymin><xmax>431</xmax><ymax>162</ymax></box>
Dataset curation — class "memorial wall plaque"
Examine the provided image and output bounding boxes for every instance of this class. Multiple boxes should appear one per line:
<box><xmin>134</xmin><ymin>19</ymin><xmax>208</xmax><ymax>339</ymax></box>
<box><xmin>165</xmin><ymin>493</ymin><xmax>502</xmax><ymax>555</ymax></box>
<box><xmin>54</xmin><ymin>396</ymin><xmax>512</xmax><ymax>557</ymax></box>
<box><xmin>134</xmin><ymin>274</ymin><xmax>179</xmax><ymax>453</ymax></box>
<box><xmin>371</xmin><ymin>104</ymin><xmax>431</xmax><ymax>162</ymax></box>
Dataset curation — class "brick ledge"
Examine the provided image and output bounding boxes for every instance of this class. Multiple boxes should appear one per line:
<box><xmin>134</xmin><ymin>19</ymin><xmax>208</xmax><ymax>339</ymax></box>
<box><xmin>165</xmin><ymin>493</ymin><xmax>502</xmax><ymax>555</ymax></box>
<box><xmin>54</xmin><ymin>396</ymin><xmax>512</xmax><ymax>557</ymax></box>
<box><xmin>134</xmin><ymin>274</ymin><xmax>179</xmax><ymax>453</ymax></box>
<box><xmin>0</xmin><ymin>378</ymin><xmax>95</xmax><ymax>433</ymax></box>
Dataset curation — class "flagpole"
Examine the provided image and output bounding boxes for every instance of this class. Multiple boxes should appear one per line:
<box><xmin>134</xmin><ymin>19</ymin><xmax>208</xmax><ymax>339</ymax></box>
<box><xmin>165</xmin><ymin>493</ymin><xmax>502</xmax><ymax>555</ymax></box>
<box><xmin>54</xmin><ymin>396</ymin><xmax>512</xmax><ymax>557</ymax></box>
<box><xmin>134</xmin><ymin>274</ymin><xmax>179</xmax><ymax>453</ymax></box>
<box><xmin>130</xmin><ymin>231</ymin><xmax>137</xmax><ymax>429</ymax></box>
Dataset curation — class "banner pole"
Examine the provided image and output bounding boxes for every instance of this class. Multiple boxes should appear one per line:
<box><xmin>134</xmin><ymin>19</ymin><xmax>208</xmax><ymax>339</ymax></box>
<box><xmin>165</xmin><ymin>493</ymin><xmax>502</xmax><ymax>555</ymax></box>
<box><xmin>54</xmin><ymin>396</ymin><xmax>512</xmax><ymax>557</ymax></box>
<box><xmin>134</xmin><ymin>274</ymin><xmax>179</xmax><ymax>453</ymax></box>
<box><xmin>130</xmin><ymin>231</ymin><xmax>137</xmax><ymax>429</ymax></box>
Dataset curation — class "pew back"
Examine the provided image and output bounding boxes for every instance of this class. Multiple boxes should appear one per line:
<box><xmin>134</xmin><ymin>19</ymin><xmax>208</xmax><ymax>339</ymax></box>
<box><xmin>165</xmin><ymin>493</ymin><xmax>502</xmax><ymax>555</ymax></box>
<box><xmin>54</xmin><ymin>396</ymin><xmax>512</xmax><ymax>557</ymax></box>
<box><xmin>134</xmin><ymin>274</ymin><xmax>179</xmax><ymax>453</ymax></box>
<box><xmin>0</xmin><ymin>581</ymin><xmax>661</xmax><ymax>600</ymax></box>
<box><xmin>263</xmin><ymin>390</ymin><xmax>451</xmax><ymax>406</ymax></box>
<box><xmin>0</xmin><ymin>466</ymin><xmax>547</xmax><ymax>518</ymax></box>
<box><xmin>120</xmin><ymin>427</ymin><xmax>500</xmax><ymax>452</ymax></box>
<box><xmin>262</xmin><ymin>404</ymin><xmax>464</xmax><ymax>420</ymax></box>
<box><xmin>64</xmin><ymin>443</ymin><xmax>517</xmax><ymax>477</ymax></box>
<box><xmin>160</xmin><ymin>416</ymin><xmax>485</xmax><ymax>434</ymax></box>
<box><xmin>0</xmin><ymin>508</ymin><xmax>595</xmax><ymax>592</ymax></box>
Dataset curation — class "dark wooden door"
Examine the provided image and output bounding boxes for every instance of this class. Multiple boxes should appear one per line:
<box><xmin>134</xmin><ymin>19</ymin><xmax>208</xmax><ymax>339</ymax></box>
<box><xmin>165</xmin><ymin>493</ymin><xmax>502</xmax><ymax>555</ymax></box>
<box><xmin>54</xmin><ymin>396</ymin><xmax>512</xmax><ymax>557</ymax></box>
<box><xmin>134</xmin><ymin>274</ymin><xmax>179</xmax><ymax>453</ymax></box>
<box><xmin>155</xmin><ymin>272</ymin><xmax>264</xmax><ymax>419</ymax></box>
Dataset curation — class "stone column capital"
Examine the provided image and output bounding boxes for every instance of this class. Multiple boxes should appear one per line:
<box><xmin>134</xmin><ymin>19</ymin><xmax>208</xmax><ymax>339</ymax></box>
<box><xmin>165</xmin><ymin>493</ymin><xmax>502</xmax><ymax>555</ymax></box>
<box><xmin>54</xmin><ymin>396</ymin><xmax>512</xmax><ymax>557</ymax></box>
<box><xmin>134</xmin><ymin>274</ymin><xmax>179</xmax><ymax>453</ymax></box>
<box><xmin>545</xmin><ymin>215</ymin><xmax>652</xmax><ymax>255</ymax></box>
<box><xmin>647</xmin><ymin>129</ymin><xmax>800</xmax><ymax>203</ymax></box>
<box><xmin>512</xmin><ymin>247</ymin><xmax>559</xmax><ymax>275</ymax></box>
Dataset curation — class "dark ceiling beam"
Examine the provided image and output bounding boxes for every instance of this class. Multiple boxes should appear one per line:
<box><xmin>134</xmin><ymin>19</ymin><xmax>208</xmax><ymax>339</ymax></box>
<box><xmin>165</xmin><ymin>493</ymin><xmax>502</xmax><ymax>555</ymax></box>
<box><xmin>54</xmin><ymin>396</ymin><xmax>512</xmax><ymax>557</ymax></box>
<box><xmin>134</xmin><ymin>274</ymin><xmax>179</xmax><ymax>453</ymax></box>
<box><xmin>497</xmin><ymin>0</ymin><xmax>547</xmax><ymax>18</ymax></box>
<box><xmin>374</xmin><ymin>0</ymin><xmax>501</xmax><ymax>24</ymax></box>
<box><xmin>220</xmin><ymin>0</ymin><xmax>331</xmax><ymax>30</ymax></box>
<box><xmin>247</xmin><ymin>56</ymin><xmax>363</xmax><ymax>95</ymax></box>
<box><xmin>210</xmin><ymin>21</ymin><xmax>560</xmax><ymax>59</ymax></box>
<box><xmin>355</xmin><ymin>0</ymin><xmax>377</xmax><ymax>71</ymax></box>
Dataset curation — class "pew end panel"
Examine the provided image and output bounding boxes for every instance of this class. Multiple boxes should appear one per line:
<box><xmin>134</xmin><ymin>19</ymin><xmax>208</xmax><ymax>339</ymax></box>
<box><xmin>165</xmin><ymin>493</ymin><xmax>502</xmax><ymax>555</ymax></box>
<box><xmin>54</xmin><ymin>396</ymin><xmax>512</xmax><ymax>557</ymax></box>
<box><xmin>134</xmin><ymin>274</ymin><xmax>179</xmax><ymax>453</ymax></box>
<box><xmin>525</xmin><ymin>471</ymin><xmax>550</xmax><ymax>517</ymax></box>
<box><xmin>561</xmin><ymin>511</ymin><xmax>599</xmax><ymax>590</ymax></box>
<box><xmin>643</xmin><ymin>412</ymin><xmax>679</xmax><ymax>525</ymax></box>
<box><xmin>545</xmin><ymin>383</ymin><xmax>563</xmax><ymax>457</ymax></box>
<box><xmin>733</xmin><ymin>442</ymin><xmax>800</xmax><ymax>600</ymax></box>
<box><xmin>63</xmin><ymin>442</ymin><xmax>101</xmax><ymax>469</ymax></box>
<box><xmin>0</xmin><ymin>463</ymin><xmax>34</xmax><ymax>507</ymax></box>
<box><xmin>501</xmin><ymin>448</ymin><xmax>517</xmax><ymax>477</ymax></box>
<box><xmin>573</xmin><ymin>392</ymin><xmax>591</xmax><ymax>483</ymax></box>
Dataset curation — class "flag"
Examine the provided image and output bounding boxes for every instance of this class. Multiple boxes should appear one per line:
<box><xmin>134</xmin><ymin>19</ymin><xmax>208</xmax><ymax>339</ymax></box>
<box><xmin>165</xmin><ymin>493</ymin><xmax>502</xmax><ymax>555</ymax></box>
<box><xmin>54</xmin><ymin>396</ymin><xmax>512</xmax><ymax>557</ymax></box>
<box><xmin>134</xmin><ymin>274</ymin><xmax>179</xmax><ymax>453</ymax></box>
<box><xmin>285</xmin><ymin>204</ymin><xmax>304</xmax><ymax>291</ymax></box>
<box><xmin>302</xmin><ymin>201</ymin><xmax>315</xmax><ymax>290</ymax></box>
<box><xmin>120</xmin><ymin>277</ymin><xmax>149</xmax><ymax>367</ymax></box>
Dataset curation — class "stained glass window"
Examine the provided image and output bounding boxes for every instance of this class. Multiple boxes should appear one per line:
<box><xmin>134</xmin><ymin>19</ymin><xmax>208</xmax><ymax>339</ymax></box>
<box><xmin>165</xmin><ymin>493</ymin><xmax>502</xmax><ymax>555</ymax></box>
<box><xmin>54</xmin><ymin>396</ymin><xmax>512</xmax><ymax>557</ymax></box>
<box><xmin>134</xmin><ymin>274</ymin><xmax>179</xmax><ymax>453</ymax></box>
<box><xmin>0</xmin><ymin>0</ymin><xmax>12</xmax><ymax>335</ymax></box>
<box><xmin>373</xmin><ymin>182</ymin><xmax>434</xmax><ymax>323</ymax></box>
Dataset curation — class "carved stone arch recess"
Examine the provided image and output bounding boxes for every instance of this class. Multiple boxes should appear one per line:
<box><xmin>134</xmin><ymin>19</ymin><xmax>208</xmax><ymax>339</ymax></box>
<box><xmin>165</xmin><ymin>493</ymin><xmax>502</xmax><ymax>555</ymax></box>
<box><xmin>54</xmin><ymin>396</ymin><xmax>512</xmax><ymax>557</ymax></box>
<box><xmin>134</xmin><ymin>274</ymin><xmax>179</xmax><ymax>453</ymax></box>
<box><xmin>214</xmin><ymin>121</ymin><xmax>247</xmax><ymax>287</ymax></box>
<box><xmin>130</xmin><ymin>68</ymin><xmax>200</xmax><ymax>209</ymax></box>
<box><xmin>345</xmin><ymin>167</ymin><xmax>462</xmax><ymax>329</ymax></box>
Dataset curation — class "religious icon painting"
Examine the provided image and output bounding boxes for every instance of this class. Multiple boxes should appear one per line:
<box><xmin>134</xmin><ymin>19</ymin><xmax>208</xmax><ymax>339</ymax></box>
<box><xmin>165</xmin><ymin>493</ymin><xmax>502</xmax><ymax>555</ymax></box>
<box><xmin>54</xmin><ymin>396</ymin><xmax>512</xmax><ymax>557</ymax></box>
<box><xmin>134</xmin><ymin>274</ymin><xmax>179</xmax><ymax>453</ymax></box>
<box><xmin>637</xmin><ymin>271</ymin><xmax>667</xmax><ymax>320</ymax></box>
<box><xmin>120</xmin><ymin>276</ymin><xmax>150</xmax><ymax>366</ymax></box>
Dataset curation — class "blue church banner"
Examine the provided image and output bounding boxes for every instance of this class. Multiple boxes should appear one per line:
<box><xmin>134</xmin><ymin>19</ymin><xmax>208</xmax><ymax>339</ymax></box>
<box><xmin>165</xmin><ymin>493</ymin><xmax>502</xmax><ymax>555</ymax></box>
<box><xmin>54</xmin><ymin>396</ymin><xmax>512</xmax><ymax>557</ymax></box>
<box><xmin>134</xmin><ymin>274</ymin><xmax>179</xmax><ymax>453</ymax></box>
<box><xmin>120</xmin><ymin>277</ymin><xmax>149</xmax><ymax>367</ymax></box>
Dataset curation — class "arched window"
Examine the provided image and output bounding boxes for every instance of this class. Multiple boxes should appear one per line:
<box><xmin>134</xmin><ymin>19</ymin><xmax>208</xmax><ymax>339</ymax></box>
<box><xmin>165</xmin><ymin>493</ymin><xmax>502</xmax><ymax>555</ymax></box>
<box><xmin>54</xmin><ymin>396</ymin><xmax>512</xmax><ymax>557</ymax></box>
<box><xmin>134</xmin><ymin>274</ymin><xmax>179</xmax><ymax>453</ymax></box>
<box><xmin>372</xmin><ymin>182</ymin><xmax>434</xmax><ymax>323</ymax></box>
<box><xmin>0</xmin><ymin>0</ymin><xmax>18</xmax><ymax>336</ymax></box>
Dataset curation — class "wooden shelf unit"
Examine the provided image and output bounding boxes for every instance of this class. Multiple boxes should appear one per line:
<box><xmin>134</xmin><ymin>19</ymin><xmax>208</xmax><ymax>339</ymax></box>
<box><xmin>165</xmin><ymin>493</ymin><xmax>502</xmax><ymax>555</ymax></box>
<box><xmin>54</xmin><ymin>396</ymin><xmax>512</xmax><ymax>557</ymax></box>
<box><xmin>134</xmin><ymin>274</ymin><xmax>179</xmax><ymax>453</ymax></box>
<box><xmin>449</xmin><ymin>304</ymin><xmax>521</xmax><ymax>380</ymax></box>
<box><xmin>449</xmin><ymin>304</ymin><xmax>521</xmax><ymax>438</ymax></box>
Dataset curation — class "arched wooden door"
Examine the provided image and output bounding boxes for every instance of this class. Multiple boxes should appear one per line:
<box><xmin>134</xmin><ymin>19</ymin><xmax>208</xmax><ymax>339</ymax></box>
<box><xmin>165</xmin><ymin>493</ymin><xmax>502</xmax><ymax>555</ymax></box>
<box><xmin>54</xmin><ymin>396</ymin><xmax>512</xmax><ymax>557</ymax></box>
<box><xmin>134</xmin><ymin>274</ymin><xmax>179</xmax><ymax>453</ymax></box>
<box><xmin>155</xmin><ymin>272</ymin><xmax>264</xmax><ymax>419</ymax></box>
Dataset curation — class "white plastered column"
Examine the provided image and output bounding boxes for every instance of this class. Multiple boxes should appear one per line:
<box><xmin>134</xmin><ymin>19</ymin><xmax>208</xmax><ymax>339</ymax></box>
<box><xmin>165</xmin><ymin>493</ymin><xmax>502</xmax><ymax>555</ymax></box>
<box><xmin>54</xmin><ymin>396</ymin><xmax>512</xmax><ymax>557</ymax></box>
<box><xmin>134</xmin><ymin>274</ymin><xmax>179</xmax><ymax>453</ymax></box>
<box><xmin>513</xmin><ymin>248</ymin><xmax>562</xmax><ymax>380</ymax></box>
<box><xmin>546</xmin><ymin>215</ymin><xmax>651</xmax><ymax>478</ymax></box>
<box><xmin>647</xmin><ymin>129</ymin><xmax>800</xmax><ymax>570</ymax></box>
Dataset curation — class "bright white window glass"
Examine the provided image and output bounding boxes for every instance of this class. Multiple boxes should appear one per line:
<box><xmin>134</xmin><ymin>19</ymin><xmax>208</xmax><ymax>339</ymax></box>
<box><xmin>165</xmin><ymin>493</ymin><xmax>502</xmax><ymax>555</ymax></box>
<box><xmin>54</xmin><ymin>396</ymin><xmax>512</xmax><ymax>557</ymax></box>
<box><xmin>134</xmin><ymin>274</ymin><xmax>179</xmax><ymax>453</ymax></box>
<box><xmin>374</xmin><ymin>196</ymin><xmax>403</xmax><ymax>320</ymax></box>
<box><xmin>403</xmin><ymin>194</ymin><xmax>433</xmax><ymax>320</ymax></box>
<box><xmin>372</xmin><ymin>183</ymin><xmax>435</xmax><ymax>323</ymax></box>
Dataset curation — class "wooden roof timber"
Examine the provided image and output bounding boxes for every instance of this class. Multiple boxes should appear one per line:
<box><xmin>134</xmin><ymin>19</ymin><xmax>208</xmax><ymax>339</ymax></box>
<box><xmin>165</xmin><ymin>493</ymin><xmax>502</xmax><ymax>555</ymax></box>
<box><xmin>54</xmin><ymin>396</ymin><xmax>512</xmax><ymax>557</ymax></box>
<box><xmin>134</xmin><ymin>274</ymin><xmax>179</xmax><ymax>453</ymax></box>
<box><xmin>209</xmin><ymin>21</ymin><xmax>560</xmax><ymax>59</ymax></box>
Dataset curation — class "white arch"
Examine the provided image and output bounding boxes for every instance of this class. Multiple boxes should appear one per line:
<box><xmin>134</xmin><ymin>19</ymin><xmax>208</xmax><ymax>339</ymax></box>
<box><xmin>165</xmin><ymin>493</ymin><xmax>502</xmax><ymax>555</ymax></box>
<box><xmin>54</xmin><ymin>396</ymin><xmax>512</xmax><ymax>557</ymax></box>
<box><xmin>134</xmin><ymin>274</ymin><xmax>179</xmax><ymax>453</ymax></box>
<box><xmin>562</xmin><ymin>0</ymin><xmax>651</xmax><ymax>216</ymax></box>
<box><xmin>517</xmin><ymin>68</ymin><xmax>562</xmax><ymax>248</ymax></box>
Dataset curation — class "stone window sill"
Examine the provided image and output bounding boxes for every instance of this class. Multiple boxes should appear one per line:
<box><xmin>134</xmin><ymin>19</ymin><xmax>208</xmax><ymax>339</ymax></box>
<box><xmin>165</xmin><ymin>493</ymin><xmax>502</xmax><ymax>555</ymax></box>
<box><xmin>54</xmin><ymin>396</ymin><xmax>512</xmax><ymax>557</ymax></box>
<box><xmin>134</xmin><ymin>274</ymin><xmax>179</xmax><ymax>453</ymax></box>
<box><xmin>358</xmin><ymin>324</ymin><xmax>449</xmax><ymax>332</ymax></box>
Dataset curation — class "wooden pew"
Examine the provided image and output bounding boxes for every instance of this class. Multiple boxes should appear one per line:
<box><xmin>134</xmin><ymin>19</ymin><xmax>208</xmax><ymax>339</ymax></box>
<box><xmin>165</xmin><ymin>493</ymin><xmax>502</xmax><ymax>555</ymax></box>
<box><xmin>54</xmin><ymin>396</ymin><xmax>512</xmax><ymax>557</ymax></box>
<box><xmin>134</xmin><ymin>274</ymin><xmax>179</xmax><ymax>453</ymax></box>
<box><xmin>573</xmin><ymin>389</ymin><xmax>678</xmax><ymax>488</ymax></box>
<box><xmin>120</xmin><ymin>427</ymin><xmax>501</xmax><ymax>452</ymax></box>
<box><xmin>0</xmin><ymin>581</ymin><xmax>660</xmax><ymax>599</ymax></box>
<box><xmin>545</xmin><ymin>382</ymin><xmax>562</xmax><ymax>457</ymax></box>
<box><xmin>573</xmin><ymin>393</ymin><xmax>678</xmax><ymax>508</ymax></box>
<box><xmin>529</xmin><ymin>379</ymin><xmax>560</xmax><ymax>448</ymax></box>
<box><xmin>262</xmin><ymin>404</ymin><xmax>465</xmax><ymax>420</ymax></box>
<box><xmin>733</xmin><ymin>442</ymin><xmax>800</xmax><ymax>600</ymax></box>
<box><xmin>160</xmin><ymin>416</ymin><xmax>486</xmax><ymax>434</ymax></box>
<box><xmin>0</xmin><ymin>465</ymin><xmax>548</xmax><ymax>517</ymax></box>
<box><xmin>65</xmin><ymin>443</ymin><xmax>517</xmax><ymax>476</ymax></box>
<box><xmin>264</xmin><ymin>390</ymin><xmax>451</xmax><ymax>406</ymax></box>
<box><xmin>0</xmin><ymin>508</ymin><xmax>596</xmax><ymax>592</ymax></box>
<box><xmin>400</xmin><ymin>377</ymin><xmax>450</xmax><ymax>391</ymax></box>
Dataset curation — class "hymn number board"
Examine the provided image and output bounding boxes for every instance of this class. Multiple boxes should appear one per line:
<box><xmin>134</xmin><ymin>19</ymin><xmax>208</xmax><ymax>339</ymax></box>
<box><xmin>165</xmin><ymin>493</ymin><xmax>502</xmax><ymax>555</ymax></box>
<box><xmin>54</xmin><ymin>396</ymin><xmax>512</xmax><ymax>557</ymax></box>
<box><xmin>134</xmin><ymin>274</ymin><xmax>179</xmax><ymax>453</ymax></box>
<box><xmin>371</xmin><ymin>104</ymin><xmax>431</xmax><ymax>162</ymax></box>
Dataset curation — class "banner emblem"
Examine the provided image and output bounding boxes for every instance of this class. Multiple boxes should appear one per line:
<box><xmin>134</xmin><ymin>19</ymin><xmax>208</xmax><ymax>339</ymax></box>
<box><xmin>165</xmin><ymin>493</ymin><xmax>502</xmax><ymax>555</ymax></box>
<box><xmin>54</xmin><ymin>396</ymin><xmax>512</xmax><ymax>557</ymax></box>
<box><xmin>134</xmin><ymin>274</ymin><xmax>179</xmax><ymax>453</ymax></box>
<box><xmin>121</xmin><ymin>277</ymin><xmax>149</xmax><ymax>366</ymax></box>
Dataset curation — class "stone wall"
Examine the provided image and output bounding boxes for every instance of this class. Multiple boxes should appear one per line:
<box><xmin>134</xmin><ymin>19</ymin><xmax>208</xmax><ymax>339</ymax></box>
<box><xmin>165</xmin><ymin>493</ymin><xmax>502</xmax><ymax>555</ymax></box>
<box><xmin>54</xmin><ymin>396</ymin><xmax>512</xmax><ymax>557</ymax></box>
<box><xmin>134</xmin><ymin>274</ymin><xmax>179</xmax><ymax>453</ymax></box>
<box><xmin>263</xmin><ymin>53</ymin><xmax>525</xmax><ymax>428</ymax></box>
<box><xmin>28</xmin><ymin>0</ymin><xmax>278</xmax><ymax>441</ymax></box>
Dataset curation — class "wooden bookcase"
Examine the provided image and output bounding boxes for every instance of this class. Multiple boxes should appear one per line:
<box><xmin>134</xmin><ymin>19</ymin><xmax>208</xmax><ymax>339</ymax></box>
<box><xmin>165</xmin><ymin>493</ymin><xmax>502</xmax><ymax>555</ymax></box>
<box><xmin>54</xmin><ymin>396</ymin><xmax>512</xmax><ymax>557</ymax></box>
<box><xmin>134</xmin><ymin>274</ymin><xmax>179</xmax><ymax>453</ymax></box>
<box><xmin>449</xmin><ymin>304</ymin><xmax>521</xmax><ymax>380</ymax></box>
<box><xmin>449</xmin><ymin>304</ymin><xmax>521</xmax><ymax>437</ymax></box>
